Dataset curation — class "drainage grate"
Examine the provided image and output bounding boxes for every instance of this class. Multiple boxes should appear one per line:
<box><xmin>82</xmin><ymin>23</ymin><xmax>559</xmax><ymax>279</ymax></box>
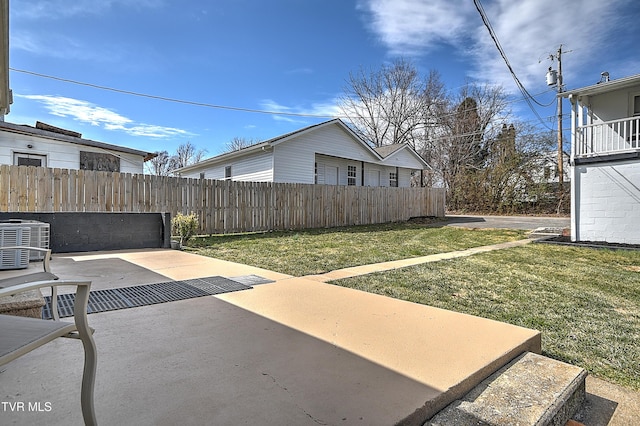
<box><xmin>230</xmin><ymin>274</ymin><xmax>276</xmax><ymax>286</ymax></box>
<box><xmin>42</xmin><ymin>276</ymin><xmax>252</xmax><ymax>319</ymax></box>
<box><xmin>181</xmin><ymin>276</ymin><xmax>251</xmax><ymax>294</ymax></box>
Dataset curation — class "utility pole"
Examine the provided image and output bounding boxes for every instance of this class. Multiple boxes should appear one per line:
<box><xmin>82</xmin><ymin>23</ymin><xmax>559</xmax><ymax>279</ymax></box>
<box><xmin>555</xmin><ymin>45</ymin><xmax>564</xmax><ymax>202</ymax></box>
<box><xmin>547</xmin><ymin>45</ymin><xmax>565</xmax><ymax>208</ymax></box>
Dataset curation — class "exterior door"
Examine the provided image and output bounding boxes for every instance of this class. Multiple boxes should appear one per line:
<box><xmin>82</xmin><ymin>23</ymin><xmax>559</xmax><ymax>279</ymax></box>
<box><xmin>325</xmin><ymin>166</ymin><xmax>338</xmax><ymax>185</ymax></box>
<box><xmin>367</xmin><ymin>170</ymin><xmax>380</xmax><ymax>187</ymax></box>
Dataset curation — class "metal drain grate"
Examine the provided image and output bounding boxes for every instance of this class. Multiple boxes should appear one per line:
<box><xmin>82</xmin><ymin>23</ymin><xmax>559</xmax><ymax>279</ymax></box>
<box><xmin>42</xmin><ymin>276</ymin><xmax>252</xmax><ymax>319</ymax></box>
<box><xmin>181</xmin><ymin>276</ymin><xmax>252</xmax><ymax>294</ymax></box>
<box><xmin>230</xmin><ymin>274</ymin><xmax>276</xmax><ymax>286</ymax></box>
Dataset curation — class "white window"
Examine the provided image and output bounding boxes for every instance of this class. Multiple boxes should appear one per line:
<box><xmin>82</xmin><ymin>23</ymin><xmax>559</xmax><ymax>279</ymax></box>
<box><xmin>14</xmin><ymin>152</ymin><xmax>47</xmax><ymax>167</ymax></box>
<box><xmin>389</xmin><ymin>172</ymin><xmax>398</xmax><ymax>187</ymax></box>
<box><xmin>347</xmin><ymin>165</ymin><xmax>357</xmax><ymax>186</ymax></box>
<box><xmin>224</xmin><ymin>166</ymin><xmax>232</xmax><ymax>180</ymax></box>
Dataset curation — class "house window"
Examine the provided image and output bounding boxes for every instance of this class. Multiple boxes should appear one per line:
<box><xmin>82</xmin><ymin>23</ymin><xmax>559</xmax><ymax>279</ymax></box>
<box><xmin>224</xmin><ymin>166</ymin><xmax>232</xmax><ymax>180</ymax></box>
<box><xmin>389</xmin><ymin>172</ymin><xmax>398</xmax><ymax>187</ymax></box>
<box><xmin>347</xmin><ymin>165</ymin><xmax>357</xmax><ymax>186</ymax></box>
<box><xmin>315</xmin><ymin>162</ymin><xmax>318</xmax><ymax>184</ymax></box>
<box><xmin>14</xmin><ymin>152</ymin><xmax>47</xmax><ymax>167</ymax></box>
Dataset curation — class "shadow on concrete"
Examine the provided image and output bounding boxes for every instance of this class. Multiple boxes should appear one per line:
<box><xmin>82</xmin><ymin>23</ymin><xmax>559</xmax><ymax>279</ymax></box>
<box><xmin>0</xmin><ymin>294</ymin><xmax>442</xmax><ymax>426</ymax></box>
<box><xmin>573</xmin><ymin>392</ymin><xmax>618</xmax><ymax>425</ymax></box>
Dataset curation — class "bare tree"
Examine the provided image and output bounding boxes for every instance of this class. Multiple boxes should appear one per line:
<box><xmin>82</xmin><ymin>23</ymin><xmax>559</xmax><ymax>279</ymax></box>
<box><xmin>144</xmin><ymin>150</ymin><xmax>171</xmax><ymax>175</ymax></box>
<box><xmin>339</xmin><ymin>59</ymin><xmax>446</xmax><ymax>149</ymax></box>
<box><xmin>223</xmin><ymin>137</ymin><xmax>259</xmax><ymax>153</ymax></box>
<box><xmin>168</xmin><ymin>141</ymin><xmax>207</xmax><ymax>171</ymax></box>
<box><xmin>427</xmin><ymin>82</ymin><xmax>510</xmax><ymax>210</ymax></box>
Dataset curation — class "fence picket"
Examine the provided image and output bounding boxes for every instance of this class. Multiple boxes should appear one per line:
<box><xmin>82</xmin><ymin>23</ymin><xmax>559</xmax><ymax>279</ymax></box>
<box><xmin>0</xmin><ymin>165</ymin><xmax>445</xmax><ymax>233</ymax></box>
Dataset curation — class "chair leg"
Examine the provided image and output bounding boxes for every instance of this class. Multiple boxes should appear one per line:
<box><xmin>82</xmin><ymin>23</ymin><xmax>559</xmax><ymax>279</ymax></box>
<box><xmin>50</xmin><ymin>285</ymin><xmax>60</xmax><ymax>321</ymax></box>
<box><xmin>80</xmin><ymin>331</ymin><xmax>98</xmax><ymax>426</ymax></box>
<box><xmin>73</xmin><ymin>283</ymin><xmax>97</xmax><ymax>426</ymax></box>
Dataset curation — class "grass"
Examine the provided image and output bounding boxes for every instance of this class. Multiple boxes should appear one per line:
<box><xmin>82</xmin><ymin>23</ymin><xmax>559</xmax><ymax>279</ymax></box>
<box><xmin>188</xmin><ymin>222</ymin><xmax>640</xmax><ymax>390</ymax></box>
<box><xmin>335</xmin><ymin>243</ymin><xmax>640</xmax><ymax>390</ymax></box>
<box><xmin>188</xmin><ymin>222</ymin><xmax>526</xmax><ymax>276</ymax></box>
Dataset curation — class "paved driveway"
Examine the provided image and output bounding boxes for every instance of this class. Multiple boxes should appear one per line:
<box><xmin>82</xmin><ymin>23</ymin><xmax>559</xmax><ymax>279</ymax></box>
<box><xmin>445</xmin><ymin>214</ymin><xmax>570</xmax><ymax>230</ymax></box>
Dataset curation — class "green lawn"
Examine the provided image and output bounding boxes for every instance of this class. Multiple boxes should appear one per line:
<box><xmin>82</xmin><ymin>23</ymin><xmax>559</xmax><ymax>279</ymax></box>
<box><xmin>189</xmin><ymin>223</ymin><xmax>640</xmax><ymax>390</ymax></box>
<box><xmin>335</xmin><ymin>243</ymin><xmax>640</xmax><ymax>390</ymax></box>
<box><xmin>188</xmin><ymin>222</ymin><xmax>526</xmax><ymax>276</ymax></box>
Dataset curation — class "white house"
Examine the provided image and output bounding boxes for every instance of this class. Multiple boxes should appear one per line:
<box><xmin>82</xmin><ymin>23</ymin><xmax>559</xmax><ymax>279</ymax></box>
<box><xmin>0</xmin><ymin>121</ymin><xmax>155</xmax><ymax>174</ymax></box>
<box><xmin>176</xmin><ymin>119</ymin><xmax>430</xmax><ymax>187</ymax></box>
<box><xmin>563</xmin><ymin>73</ymin><xmax>640</xmax><ymax>244</ymax></box>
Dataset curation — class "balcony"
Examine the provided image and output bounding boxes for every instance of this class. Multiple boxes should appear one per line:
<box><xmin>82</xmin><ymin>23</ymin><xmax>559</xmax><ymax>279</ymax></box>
<box><xmin>574</xmin><ymin>116</ymin><xmax>640</xmax><ymax>158</ymax></box>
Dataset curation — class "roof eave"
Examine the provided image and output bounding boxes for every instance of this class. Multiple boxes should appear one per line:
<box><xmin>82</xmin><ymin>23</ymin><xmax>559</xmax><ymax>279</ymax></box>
<box><xmin>562</xmin><ymin>73</ymin><xmax>640</xmax><ymax>98</ymax></box>
<box><xmin>0</xmin><ymin>121</ymin><xmax>153</xmax><ymax>159</ymax></box>
<box><xmin>175</xmin><ymin>142</ymin><xmax>270</xmax><ymax>173</ymax></box>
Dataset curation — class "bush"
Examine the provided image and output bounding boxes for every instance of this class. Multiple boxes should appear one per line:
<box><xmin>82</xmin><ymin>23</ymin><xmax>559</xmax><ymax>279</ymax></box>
<box><xmin>171</xmin><ymin>212</ymin><xmax>199</xmax><ymax>246</ymax></box>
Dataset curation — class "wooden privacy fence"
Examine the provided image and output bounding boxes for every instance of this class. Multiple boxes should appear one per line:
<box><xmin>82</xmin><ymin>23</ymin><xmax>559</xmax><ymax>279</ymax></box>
<box><xmin>0</xmin><ymin>165</ymin><xmax>445</xmax><ymax>234</ymax></box>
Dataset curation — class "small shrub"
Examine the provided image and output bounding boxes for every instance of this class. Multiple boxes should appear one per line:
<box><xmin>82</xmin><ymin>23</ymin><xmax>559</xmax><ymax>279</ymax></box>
<box><xmin>172</xmin><ymin>212</ymin><xmax>199</xmax><ymax>246</ymax></box>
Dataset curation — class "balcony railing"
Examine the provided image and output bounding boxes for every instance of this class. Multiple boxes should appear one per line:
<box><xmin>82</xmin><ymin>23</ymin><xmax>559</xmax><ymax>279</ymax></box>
<box><xmin>575</xmin><ymin>116</ymin><xmax>640</xmax><ymax>157</ymax></box>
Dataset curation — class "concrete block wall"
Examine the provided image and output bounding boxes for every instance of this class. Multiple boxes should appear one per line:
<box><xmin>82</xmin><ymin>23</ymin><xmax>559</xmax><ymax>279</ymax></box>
<box><xmin>574</xmin><ymin>159</ymin><xmax>640</xmax><ymax>244</ymax></box>
<box><xmin>0</xmin><ymin>212</ymin><xmax>171</xmax><ymax>253</ymax></box>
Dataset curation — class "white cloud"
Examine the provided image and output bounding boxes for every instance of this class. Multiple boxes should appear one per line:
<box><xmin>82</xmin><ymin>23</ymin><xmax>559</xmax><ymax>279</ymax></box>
<box><xmin>471</xmin><ymin>0</ymin><xmax>630</xmax><ymax>91</ymax></box>
<box><xmin>259</xmin><ymin>98</ymin><xmax>342</xmax><ymax>124</ymax></box>
<box><xmin>18</xmin><ymin>95</ymin><xmax>191</xmax><ymax>139</ymax></box>
<box><xmin>357</xmin><ymin>0</ymin><xmax>475</xmax><ymax>54</ymax></box>
<box><xmin>357</xmin><ymin>0</ymin><xmax>634</xmax><ymax>92</ymax></box>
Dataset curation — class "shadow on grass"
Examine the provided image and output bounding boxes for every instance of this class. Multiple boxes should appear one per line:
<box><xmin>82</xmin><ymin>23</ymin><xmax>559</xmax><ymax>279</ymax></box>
<box><xmin>189</xmin><ymin>218</ymin><xmax>452</xmax><ymax>246</ymax></box>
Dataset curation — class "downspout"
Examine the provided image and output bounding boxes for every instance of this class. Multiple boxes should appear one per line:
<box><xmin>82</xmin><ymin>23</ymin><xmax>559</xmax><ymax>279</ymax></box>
<box><xmin>361</xmin><ymin>161</ymin><xmax>365</xmax><ymax>186</ymax></box>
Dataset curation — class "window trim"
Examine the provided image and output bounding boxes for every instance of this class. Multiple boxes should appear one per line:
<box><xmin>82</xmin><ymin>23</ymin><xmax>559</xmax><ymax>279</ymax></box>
<box><xmin>347</xmin><ymin>165</ymin><xmax>357</xmax><ymax>186</ymax></box>
<box><xmin>389</xmin><ymin>172</ymin><xmax>398</xmax><ymax>187</ymax></box>
<box><xmin>14</xmin><ymin>152</ymin><xmax>47</xmax><ymax>167</ymax></box>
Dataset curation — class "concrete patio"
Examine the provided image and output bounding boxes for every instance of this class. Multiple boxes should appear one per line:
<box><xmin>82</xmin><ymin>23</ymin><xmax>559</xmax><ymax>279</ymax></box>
<box><xmin>1</xmin><ymin>248</ymin><xmax>543</xmax><ymax>425</ymax></box>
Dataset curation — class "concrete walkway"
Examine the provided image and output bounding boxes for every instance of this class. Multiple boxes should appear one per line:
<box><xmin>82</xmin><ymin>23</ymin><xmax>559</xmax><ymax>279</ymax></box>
<box><xmin>2</xmin><ymin>230</ymin><xmax>638</xmax><ymax>425</ymax></box>
<box><xmin>1</xmin><ymin>247</ymin><xmax>540</xmax><ymax>425</ymax></box>
<box><xmin>305</xmin><ymin>239</ymin><xmax>533</xmax><ymax>282</ymax></box>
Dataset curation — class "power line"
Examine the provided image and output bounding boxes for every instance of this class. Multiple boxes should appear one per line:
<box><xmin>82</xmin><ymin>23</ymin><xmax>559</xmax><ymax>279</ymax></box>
<box><xmin>9</xmin><ymin>67</ymin><xmax>339</xmax><ymax>119</ymax></box>
<box><xmin>11</xmin><ymin>66</ymin><xmax>559</xmax><ymax>132</ymax></box>
<box><xmin>472</xmin><ymin>0</ymin><xmax>554</xmax><ymax>129</ymax></box>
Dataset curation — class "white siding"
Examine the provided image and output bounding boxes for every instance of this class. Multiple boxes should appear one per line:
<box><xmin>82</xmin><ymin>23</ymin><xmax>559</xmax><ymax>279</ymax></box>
<box><xmin>380</xmin><ymin>148</ymin><xmax>423</xmax><ymax>187</ymax></box>
<box><xmin>314</xmin><ymin>154</ymin><xmax>361</xmax><ymax>185</ymax></box>
<box><xmin>589</xmin><ymin>84</ymin><xmax>640</xmax><ymax>123</ymax></box>
<box><xmin>181</xmin><ymin>150</ymin><xmax>273</xmax><ymax>182</ymax></box>
<box><xmin>572</xmin><ymin>159</ymin><xmax>640</xmax><ymax>244</ymax></box>
<box><xmin>179</xmin><ymin>122</ymin><xmax>425</xmax><ymax>186</ymax></box>
<box><xmin>382</xmin><ymin>148</ymin><xmax>425</xmax><ymax>169</ymax></box>
<box><xmin>273</xmin><ymin>124</ymin><xmax>379</xmax><ymax>184</ymax></box>
<box><xmin>0</xmin><ymin>131</ymin><xmax>144</xmax><ymax>173</ymax></box>
<box><xmin>363</xmin><ymin>164</ymin><xmax>407</xmax><ymax>187</ymax></box>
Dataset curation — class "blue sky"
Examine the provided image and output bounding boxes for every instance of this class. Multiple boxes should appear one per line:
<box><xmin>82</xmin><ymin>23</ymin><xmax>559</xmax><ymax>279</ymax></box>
<box><xmin>8</xmin><ymin>0</ymin><xmax>640</xmax><ymax>158</ymax></box>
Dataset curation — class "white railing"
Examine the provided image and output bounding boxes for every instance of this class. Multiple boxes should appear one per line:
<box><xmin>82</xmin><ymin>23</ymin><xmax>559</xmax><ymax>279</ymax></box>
<box><xmin>575</xmin><ymin>116</ymin><xmax>640</xmax><ymax>157</ymax></box>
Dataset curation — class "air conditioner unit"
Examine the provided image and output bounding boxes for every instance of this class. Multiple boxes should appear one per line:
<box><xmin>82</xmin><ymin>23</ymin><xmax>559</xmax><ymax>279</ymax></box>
<box><xmin>1</xmin><ymin>220</ymin><xmax>50</xmax><ymax>261</ymax></box>
<box><xmin>0</xmin><ymin>226</ymin><xmax>31</xmax><ymax>269</ymax></box>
